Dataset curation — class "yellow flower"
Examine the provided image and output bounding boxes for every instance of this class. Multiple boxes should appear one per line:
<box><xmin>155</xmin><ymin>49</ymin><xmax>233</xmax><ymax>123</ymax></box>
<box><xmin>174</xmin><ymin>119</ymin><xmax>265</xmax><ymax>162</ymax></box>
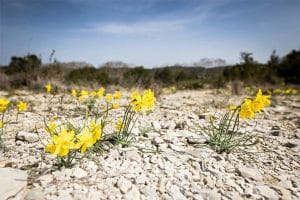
<box><xmin>71</xmin><ymin>89</ymin><xmax>77</xmax><ymax>97</ymax></box>
<box><xmin>45</xmin><ymin>84</ymin><xmax>52</xmax><ymax>93</ymax></box>
<box><xmin>17</xmin><ymin>101</ymin><xmax>27</xmax><ymax>112</ymax></box>
<box><xmin>285</xmin><ymin>88</ymin><xmax>292</xmax><ymax>95</ymax></box>
<box><xmin>97</xmin><ymin>87</ymin><xmax>105</xmax><ymax>98</ymax></box>
<box><xmin>45</xmin><ymin>129</ymin><xmax>75</xmax><ymax>157</ymax></box>
<box><xmin>291</xmin><ymin>89</ymin><xmax>298</xmax><ymax>95</ymax></box>
<box><xmin>141</xmin><ymin>89</ymin><xmax>156</xmax><ymax>111</ymax></box>
<box><xmin>90</xmin><ymin>120</ymin><xmax>102</xmax><ymax>143</ymax></box>
<box><xmin>130</xmin><ymin>89</ymin><xmax>156</xmax><ymax>112</ymax></box>
<box><xmin>46</xmin><ymin>121</ymin><xmax>57</xmax><ymax>134</ymax></box>
<box><xmin>74</xmin><ymin>128</ymin><xmax>94</xmax><ymax>153</ymax></box>
<box><xmin>170</xmin><ymin>86</ymin><xmax>176</xmax><ymax>92</ymax></box>
<box><xmin>0</xmin><ymin>98</ymin><xmax>10</xmax><ymax>113</ymax></box>
<box><xmin>115</xmin><ymin>119</ymin><xmax>124</xmax><ymax>132</ymax></box>
<box><xmin>251</xmin><ymin>89</ymin><xmax>271</xmax><ymax>112</ymax></box>
<box><xmin>114</xmin><ymin>91</ymin><xmax>122</xmax><ymax>100</ymax></box>
<box><xmin>112</xmin><ymin>103</ymin><xmax>119</xmax><ymax>109</ymax></box>
<box><xmin>273</xmin><ymin>89</ymin><xmax>282</xmax><ymax>95</ymax></box>
<box><xmin>81</xmin><ymin>90</ymin><xmax>89</xmax><ymax>97</ymax></box>
<box><xmin>239</xmin><ymin>99</ymin><xmax>255</xmax><ymax>119</ymax></box>
<box><xmin>78</xmin><ymin>90</ymin><xmax>89</xmax><ymax>101</ymax></box>
<box><xmin>245</xmin><ymin>86</ymin><xmax>251</xmax><ymax>91</ymax></box>
<box><xmin>0</xmin><ymin>121</ymin><xmax>2</xmax><ymax>129</ymax></box>
<box><xmin>229</xmin><ymin>105</ymin><xmax>237</xmax><ymax>110</ymax></box>
<box><xmin>130</xmin><ymin>92</ymin><xmax>142</xmax><ymax>112</ymax></box>
<box><xmin>91</xmin><ymin>91</ymin><xmax>97</xmax><ymax>97</ymax></box>
<box><xmin>106</xmin><ymin>93</ymin><xmax>114</xmax><ymax>101</ymax></box>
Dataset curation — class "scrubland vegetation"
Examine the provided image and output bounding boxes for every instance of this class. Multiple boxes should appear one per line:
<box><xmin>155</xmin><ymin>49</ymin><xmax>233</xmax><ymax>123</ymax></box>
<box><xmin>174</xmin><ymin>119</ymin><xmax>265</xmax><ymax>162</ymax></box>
<box><xmin>0</xmin><ymin>49</ymin><xmax>299</xmax><ymax>91</ymax></box>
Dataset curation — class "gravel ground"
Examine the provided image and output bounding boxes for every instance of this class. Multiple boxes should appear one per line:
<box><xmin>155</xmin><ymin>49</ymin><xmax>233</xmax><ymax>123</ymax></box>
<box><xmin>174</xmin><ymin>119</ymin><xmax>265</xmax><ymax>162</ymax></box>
<box><xmin>0</xmin><ymin>89</ymin><xmax>299</xmax><ymax>200</ymax></box>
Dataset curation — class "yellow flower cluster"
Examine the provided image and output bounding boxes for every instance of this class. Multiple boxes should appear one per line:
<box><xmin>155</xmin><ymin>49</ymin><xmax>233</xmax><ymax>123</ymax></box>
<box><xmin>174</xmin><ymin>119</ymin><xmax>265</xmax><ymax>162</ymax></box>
<box><xmin>45</xmin><ymin>84</ymin><xmax>52</xmax><ymax>93</ymax></box>
<box><xmin>71</xmin><ymin>89</ymin><xmax>77</xmax><ymax>97</ymax></box>
<box><xmin>0</xmin><ymin>98</ymin><xmax>10</xmax><ymax>113</ymax></box>
<box><xmin>105</xmin><ymin>91</ymin><xmax>121</xmax><ymax>109</ymax></box>
<box><xmin>45</xmin><ymin>121</ymin><xmax>102</xmax><ymax>156</ymax></box>
<box><xmin>75</xmin><ymin>121</ymin><xmax>102</xmax><ymax>153</ymax></box>
<box><xmin>17</xmin><ymin>101</ymin><xmax>27</xmax><ymax>112</ymax></box>
<box><xmin>130</xmin><ymin>89</ymin><xmax>156</xmax><ymax>112</ymax></box>
<box><xmin>162</xmin><ymin>86</ymin><xmax>177</xmax><ymax>94</ymax></box>
<box><xmin>97</xmin><ymin>87</ymin><xmax>105</xmax><ymax>98</ymax></box>
<box><xmin>105</xmin><ymin>93</ymin><xmax>113</xmax><ymax>101</ymax></box>
<box><xmin>72</xmin><ymin>87</ymin><xmax>107</xmax><ymax>101</ymax></box>
<box><xmin>114</xmin><ymin>91</ymin><xmax>122</xmax><ymax>100</ymax></box>
<box><xmin>46</xmin><ymin>129</ymin><xmax>75</xmax><ymax>157</ymax></box>
<box><xmin>273</xmin><ymin>88</ymin><xmax>298</xmax><ymax>95</ymax></box>
<box><xmin>239</xmin><ymin>89</ymin><xmax>271</xmax><ymax>119</ymax></box>
<box><xmin>79</xmin><ymin>90</ymin><xmax>89</xmax><ymax>101</ymax></box>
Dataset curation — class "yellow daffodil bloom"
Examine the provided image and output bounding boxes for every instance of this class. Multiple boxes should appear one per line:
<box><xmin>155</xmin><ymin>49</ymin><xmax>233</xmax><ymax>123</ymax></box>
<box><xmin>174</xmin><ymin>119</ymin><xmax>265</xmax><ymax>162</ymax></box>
<box><xmin>90</xmin><ymin>120</ymin><xmax>102</xmax><ymax>143</ymax></box>
<box><xmin>115</xmin><ymin>119</ymin><xmax>124</xmax><ymax>132</ymax></box>
<box><xmin>0</xmin><ymin>121</ymin><xmax>2</xmax><ymax>129</ymax></box>
<box><xmin>245</xmin><ymin>86</ymin><xmax>251</xmax><ymax>91</ymax></box>
<box><xmin>291</xmin><ymin>89</ymin><xmax>298</xmax><ymax>95</ymax></box>
<box><xmin>78</xmin><ymin>90</ymin><xmax>89</xmax><ymax>101</ymax></box>
<box><xmin>229</xmin><ymin>105</ymin><xmax>237</xmax><ymax>110</ymax></box>
<box><xmin>71</xmin><ymin>89</ymin><xmax>77</xmax><ymax>97</ymax></box>
<box><xmin>251</xmin><ymin>89</ymin><xmax>270</xmax><ymax>112</ymax></box>
<box><xmin>239</xmin><ymin>99</ymin><xmax>255</xmax><ymax>119</ymax></box>
<box><xmin>106</xmin><ymin>93</ymin><xmax>114</xmax><ymax>101</ymax></box>
<box><xmin>46</xmin><ymin>121</ymin><xmax>57</xmax><ymax>134</ymax></box>
<box><xmin>285</xmin><ymin>88</ymin><xmax>292</xmax><ymax>95</ymax></box>
<box><xmin>0</xmin><ymin>98</ymin><xmax>10</xmax><ymax>113</ymax></box>
<box><xmin>171</xmin><ymin>86</ymin><xmax>176</xmax><ymax>92</ymax></box>
<box><xmin>17</xmin><ymin>101</ymin><xmax>27</xmax><ymax>112</ymax></box>
<box><xmin>45</xmin><ymin>129</ymin><xmax>75</xmax><ymax>157</ymax></box>
<box><xmin>112</xmin><ymin>103</ymin><xmax>119</xmax><ymax>109</ymax></box>
<box><xmin>45</xmin><ymin>84</ymin><xmax>52</xmax><ymax>93</ymax></box>
<box><xmin>97</xmin><ymin>87</ymin><xmax>105</xmax><ymax>98</ymax></box>
<box><xmin>273</xmin><ymin>89</ymin><xmax>282</xmax><ymax>94</ymax></box>
<box><xmin>141</xmin><ymin>89</ymin><xmax>156</xmax><ymax>111</ymax></box>
<box><xmin>91</xmin><ymin>91</ymin><xmax>97</xmax><ymax>97</ymax></box>
<box><xmin>130</xmin><ymin>92</ymin><xmax>142</xmax><ymax>112</ymax></box>
<box><xmin>114</xmin><ymin>91</ymin><xmax>122</xmax><ymax>100</ymax></box>
<box><xmin>74</xmin><ymin>128</ymin><xmax>94</xmax><ymax>153</ymax></box>
<box><xmin>130</xmin><ymin>89</ymin><xmax>156</xmax><ymax>112</ymax></box>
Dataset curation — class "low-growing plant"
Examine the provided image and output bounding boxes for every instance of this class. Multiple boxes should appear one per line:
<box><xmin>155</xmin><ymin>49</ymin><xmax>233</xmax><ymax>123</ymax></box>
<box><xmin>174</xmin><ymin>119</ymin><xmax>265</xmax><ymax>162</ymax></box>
<box><xmin>201</xmin><ymin>89</ymin><xmax>271</xmax><ymax>153</ymax></box>
<box><xmin>45</xmin><ymin>119</ymin><xmax>103</xmax><ymax>168</ymax></box>
<box><xmin>16</xmin><ymin>101</ymin><xmax>28</xmax><ymax>122</ymax></box>
<box><xmin>0</xmin><ymin>99</ymin><xmax>9</xmax><ymax>147</ymax></box>
<box><xmin>43</xmin><ymin>86</ymin><xmax>156</xmax><ymax>168</ymax></box>
<box><xmin>112</xmin><ymin>89</ymin><xmax>156</xmax><ymax>146</ymax></box>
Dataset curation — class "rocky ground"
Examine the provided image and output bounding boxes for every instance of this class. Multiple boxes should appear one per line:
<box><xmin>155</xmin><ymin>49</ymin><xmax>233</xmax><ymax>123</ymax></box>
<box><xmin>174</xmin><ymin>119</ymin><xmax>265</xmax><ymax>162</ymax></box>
<box><xmin>0</xmin><ymin>89</ymin><xmax>299</xmax><ymax>200</ymax></box>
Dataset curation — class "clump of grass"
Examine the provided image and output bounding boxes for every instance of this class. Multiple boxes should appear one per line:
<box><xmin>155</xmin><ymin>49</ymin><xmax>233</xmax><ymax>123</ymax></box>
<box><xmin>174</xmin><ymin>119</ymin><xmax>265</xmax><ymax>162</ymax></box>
<box><xmin>205</xmin><ymin>110</ymin><xmax>257</xmax><ymax>153</ymax></box>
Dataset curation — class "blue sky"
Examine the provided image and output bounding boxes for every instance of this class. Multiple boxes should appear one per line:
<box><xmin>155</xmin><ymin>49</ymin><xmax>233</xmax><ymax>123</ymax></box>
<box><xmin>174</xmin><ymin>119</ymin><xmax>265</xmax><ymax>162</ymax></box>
<box><xmin>1</xmin><ymin>0</ymin><xmax>299</xmax><ymax>67</ymax></box>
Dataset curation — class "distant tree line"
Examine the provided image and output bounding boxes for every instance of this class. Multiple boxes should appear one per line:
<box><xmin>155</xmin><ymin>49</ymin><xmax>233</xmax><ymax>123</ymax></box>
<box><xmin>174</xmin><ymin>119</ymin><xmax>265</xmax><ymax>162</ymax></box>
<box><xmin>223</xmin><ymin>50</ymin><xmax>300</xmax><ymax>85</ymax></box>
<box><xmin>0</xmin><ymin>49</ymin><xmax>299</xmax><ymax>90</ymax></box>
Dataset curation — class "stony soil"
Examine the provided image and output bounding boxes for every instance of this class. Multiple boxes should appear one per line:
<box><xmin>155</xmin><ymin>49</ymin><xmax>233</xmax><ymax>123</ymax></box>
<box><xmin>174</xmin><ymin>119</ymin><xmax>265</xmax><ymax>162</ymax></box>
<box><xmin>0</xmin><ymin>89</ymin><xmax>299</xmax><ymax>200</ymax></box>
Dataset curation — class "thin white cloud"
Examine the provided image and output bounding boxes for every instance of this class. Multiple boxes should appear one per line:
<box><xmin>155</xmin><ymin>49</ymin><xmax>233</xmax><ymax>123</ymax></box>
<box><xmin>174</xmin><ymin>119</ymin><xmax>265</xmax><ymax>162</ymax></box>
<box><xmin>91</xmin><ymin>19</ymin><xmax>189</xmax><ymax>34</ymax></box>
<box><xmin>79</xmin><ymin>0</ymin><xmax>227</xmax><ymax>35</ymax></box>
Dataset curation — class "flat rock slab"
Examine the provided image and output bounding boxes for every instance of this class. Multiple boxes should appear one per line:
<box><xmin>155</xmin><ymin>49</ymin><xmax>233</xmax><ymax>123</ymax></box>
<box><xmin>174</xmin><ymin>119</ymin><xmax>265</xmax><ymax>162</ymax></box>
<box><xmin>0</xmin><ymin>168</ymin><xmax>28</xmax><ymax>199</ymax></box>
